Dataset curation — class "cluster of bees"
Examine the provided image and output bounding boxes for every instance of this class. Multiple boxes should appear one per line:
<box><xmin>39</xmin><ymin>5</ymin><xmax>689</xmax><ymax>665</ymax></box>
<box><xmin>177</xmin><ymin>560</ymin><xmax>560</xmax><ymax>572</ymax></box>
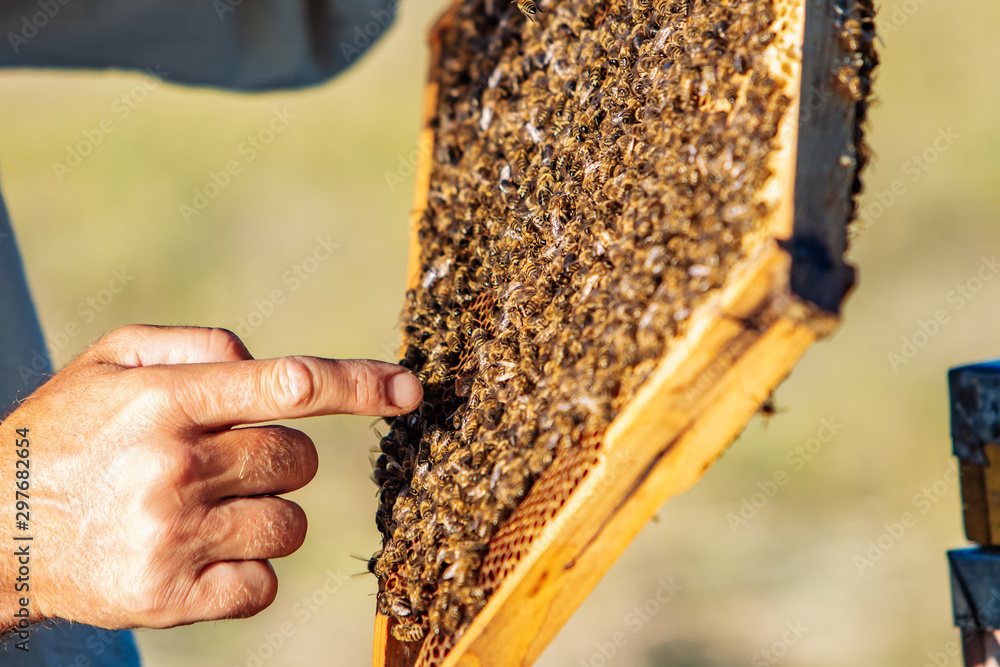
<box><xmin>370</xmin><ymin>0</ymin><xmax>876</xmax><ymax>652</ymax></box>
<box><xmin>837</xmin><ymin>0</ymin><xmax>878</xmax><ymax>223</ymax></box>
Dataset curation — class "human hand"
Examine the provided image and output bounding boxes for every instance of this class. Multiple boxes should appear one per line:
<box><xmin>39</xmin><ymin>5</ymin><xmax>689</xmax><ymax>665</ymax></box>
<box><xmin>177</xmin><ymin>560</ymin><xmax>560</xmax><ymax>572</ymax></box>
<box><xmin>0</xmin><ymin>325</ymin><xmax>422</xmax><ymax>631</ymax></box>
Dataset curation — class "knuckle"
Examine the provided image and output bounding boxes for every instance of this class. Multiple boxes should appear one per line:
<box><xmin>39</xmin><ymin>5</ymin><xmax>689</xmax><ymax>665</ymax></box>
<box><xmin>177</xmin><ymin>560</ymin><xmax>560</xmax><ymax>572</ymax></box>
<box><xmin>123</xmin><ymin>577</ymin><xmax>182</xmax><ymax>628</ymax></box>
<box><xmin>84</xmin><ymin>325</ymin><xmax>147</xmax><ymax>361</ymax></box>
<box><xmin>129</xmin><ymin>497</ymin><xmax>191</xmax><ymax>555</ymax></box>
<box><xmin>273</xmin><ymin>356</ymin><xmax>317</xmax><ymax>410</ymax></box>
<box><xmin>126</xmin><ymin>370</ymin><xmax>197</xmax><ymax>428</ymax></box>
<box><xmin>123</xmin><ymin>587</ymin><xmax>161</xmax><ymax>625</ymax></box>
<box><xmin>350</xmin><ymin>362</ymin><xmax>380</xmax><ymax>410</ymax></box>
<box><xmin>125</xmin><ymin>507</ymin><xmax>168</xmax><ymax>552</ymax></box>
<box><xmin>206</xmin><ymin>327</ymin><xmax>247</xmax><ymax>360</ymax></box>
<box><xmin>119</xmin><ymin>520</ymin><xmax>191</xmax><ymax>625</ymax></box>
<box><xmin>131</xmin><ymin>369</ymin><xmax>173</xmax><ymax>405</ymax></box>
<box><xmin>149</xmin><ymin>444</ymin><xmax>200</xmax><ymax>489</ymax></box>
<box><xmin>106</xmin><ymin>324</ymin><xmax>148</xmax><ymax>342</ymax></box>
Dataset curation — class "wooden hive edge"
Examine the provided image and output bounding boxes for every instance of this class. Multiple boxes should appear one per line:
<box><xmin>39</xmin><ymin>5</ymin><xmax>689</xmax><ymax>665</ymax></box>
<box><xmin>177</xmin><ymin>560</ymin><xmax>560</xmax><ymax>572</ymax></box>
<box><xmin>404</xmin><ymin>4</ymin><xmax>461</xmax><ymax>293</ymax></box>
<box><xmin>786</xmin><ymin>0</ymin><xmax>862</xmax><ymax>313</ymax></box>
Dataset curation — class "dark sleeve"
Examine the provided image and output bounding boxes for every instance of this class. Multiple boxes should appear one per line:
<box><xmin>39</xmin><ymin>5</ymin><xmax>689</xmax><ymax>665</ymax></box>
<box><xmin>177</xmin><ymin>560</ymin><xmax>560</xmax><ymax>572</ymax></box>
<box><xmin>0</xmin><ymin>0</ymin><xmax>398</xmax><ymax>91</ymax></box>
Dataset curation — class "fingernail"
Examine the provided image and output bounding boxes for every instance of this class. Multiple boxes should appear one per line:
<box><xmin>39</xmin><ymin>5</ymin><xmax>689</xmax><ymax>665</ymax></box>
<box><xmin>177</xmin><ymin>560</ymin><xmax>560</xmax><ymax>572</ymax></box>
<box><xmin>387</xmin><ymin>373</ymin><xmax>423</xmax><ymax>410</ymax></box>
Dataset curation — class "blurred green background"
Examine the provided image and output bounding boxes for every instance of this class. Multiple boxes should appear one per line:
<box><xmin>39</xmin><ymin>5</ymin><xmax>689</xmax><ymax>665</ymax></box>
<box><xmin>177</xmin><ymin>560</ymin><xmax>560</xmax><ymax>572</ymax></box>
<box><xmin>0</xmin><ymin>0</ymin><xmax>996</xmax><ymax>664</ymax></box>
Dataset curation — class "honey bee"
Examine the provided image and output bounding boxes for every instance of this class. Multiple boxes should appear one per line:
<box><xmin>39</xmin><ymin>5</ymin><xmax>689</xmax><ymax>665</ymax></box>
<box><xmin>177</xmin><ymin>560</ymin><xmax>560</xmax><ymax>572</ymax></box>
<box><xmin>391</xmin><ymin>621</ymin><xmax>426</xmax><ymax>642</ymax></box>
<box><xmin>499</xmin><ymin>164</ymin><xmax>517</xmax><ymax>195</ymax></box>
<box><xmin>834</xmin><ymin>64</ymin><xmax>864</xmax><ymax>101</ymax></box>
<box><xmin>475</xmin><ymin>503</ymin><xmax>502</xmax><ymax>540</ymax></box>
<box><xmin>526</xmin><ymin>447</ymin><xmax>554</xmax><ymax>476</ymax></box>
<box><xmin>460</xmin><ymin>313</ymin><xmax>476</xmax><ymax>339</ymax></box>
<box><xmin>838</xmin><ymin>16</ymin><xmax>863</xmax><ymax>53</ymax></box>
<box><xmin>535</xmin><ymin>172</ymin><xmax>556</xmax><ymax>206</ymax></box>
<box><xmin>444</xmin><ymin>330</ymin><xmax>461</xmax><ymax>351</ymax></box>
<box><xmin>427</xmin><ymin>599</ymin><xmax>445</xmax><ymax>634</ymax></box>
<box><xmin>469</xmin><ymin>327</ymin><xmax>489</xmax><ymax>351</ymax></box>
<box><xmin>565</xmin><ymin>158</ymin><xmax>582</xmax><ymax>182</ymax></box>
<box><xmin>516</xmin><ymin>178</ymin><xmax>532</xmax><ymax>199</ymax></box>
<box><xmin>513</xmin><ymin>0</ymin><xmax>540</xmax><ymax>20</ymax></box>
<box><xmin>588</xmin><ymin>65</ymin><xmax>603</xmax><ymax>89</ymax></box>
<box><xmin>444</xmin><ymin>601</ymin><xmax>463</xmax><ymax>633</ymax></box>
<box><xmin>469</xmin><ymin>437</ymin><xmax>489</xmax><ymax>468</ymax></box>
<box><xmin>757</xmin><ymin>393</ymin><xmax>785</xmax><ymax>427</ymax></box>
<box><xmin>533</xmin><ymin>105</ymin><xmax>553</xmax><ymax>129</ymax></box>
<box><xmin>512</xmin><ymin>148</ymin><xmax>529</xmax><ymax>177</ymax></box>
<box><xmin>380</xmin><ymin>540</ymin><xmax>405</xmax><ymax>569</ymax></box>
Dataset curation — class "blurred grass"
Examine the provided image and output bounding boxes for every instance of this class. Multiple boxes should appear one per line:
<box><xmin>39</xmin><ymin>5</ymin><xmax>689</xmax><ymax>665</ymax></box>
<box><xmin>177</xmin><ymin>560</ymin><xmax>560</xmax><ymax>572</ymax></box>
<box><xmin>0</xmin><ymin>0</ymin><xmax>995</xmax><ymax>665</ymax></box>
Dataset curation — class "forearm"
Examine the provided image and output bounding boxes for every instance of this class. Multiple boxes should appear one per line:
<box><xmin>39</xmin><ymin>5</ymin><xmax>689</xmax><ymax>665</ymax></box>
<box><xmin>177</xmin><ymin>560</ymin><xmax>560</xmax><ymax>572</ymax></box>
<box><xmin>0</xmin><ymin>0</ymin><xmax>399</xmax><ymax>91</ymax></box>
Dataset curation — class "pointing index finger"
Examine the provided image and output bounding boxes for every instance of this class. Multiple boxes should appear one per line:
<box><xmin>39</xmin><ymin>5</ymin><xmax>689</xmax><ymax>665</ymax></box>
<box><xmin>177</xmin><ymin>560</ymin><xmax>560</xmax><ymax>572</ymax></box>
<box><xmin>168</xmin><ymin>356</ymin><xmax>423</xmax><ymax>429</ymax></box>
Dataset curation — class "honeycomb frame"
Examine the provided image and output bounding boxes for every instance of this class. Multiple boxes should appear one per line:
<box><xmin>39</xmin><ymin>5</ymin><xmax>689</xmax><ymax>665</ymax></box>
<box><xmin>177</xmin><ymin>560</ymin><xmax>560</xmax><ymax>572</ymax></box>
<box><xmin>373</xmin><ymin>0</ymin><xmax>873</xmax><ymax>663</ymax></box>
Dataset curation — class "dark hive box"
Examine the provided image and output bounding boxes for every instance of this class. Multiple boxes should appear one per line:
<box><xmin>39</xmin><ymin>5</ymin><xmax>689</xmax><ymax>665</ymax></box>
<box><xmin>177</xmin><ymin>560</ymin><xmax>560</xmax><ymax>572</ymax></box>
<box><xmin>371</xmin><ymin>0</ymin><xmax>876</xmax><ymax>664</ymax></box>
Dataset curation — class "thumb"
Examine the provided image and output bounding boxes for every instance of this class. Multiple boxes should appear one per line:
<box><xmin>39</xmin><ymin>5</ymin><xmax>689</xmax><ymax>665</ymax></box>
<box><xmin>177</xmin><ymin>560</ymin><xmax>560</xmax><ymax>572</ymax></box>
<box><xmin>88</xmin><ymin>325</ymin><xmax>253</xmax><ymax>367</ymax></box>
